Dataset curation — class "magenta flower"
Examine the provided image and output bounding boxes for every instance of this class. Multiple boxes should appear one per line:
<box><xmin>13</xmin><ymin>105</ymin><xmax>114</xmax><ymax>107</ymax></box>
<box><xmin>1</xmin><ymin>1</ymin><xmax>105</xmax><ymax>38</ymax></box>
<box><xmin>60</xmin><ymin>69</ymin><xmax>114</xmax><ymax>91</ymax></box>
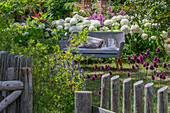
<box><xmin>93</xmin><ymin>13</ymin><xmax>98</xmax><ymax>18</ymax></box>
<box><xmin>100</xmin><ymin>66</ymin><xmax>105</xmax><ymax>71</ymax></box>
<box><xmin>151</xmin><ymin>75</ymin><xmax>155</xmax><ymax>80</ymax></box>
<box><xmin>131</xmin><ymin>89</ymin><xmax>134</xmax><ymax>92</ymax></box>
<box><xmin>159</xmin><ymin>74</ymin><xmax>162</xmax><ymax>78</ymax></box>
<box><xmin>99</xmin><ymin>87</ymin><xmax>101</xmax><ymax>90</ymax></box>
<box><xmin>117</xmin><ymin>57</ymin><xmax>121</xmax><ymax>62</ymax></box>
<box><xmin>146</xmin><ymin>66</ymin><xmax>148</xmax><ymax>70</ymax></box>
<box><xmin>111</xmin><ymin>13</ymin><xmax>115</xmax><ymax>16</ymax></box>
<box><xmin>143</xmin><ymin>55</ymin><xmax>146</xmax><ymax>59</ymax></box>
<box><xmin>38</xmin><ymin>12</ymin><xmax>41</xmax><ymax>17</ymax></box>
<box><xmin>99</xmin><ymin>14</ymin><xmax>103</xmax><ymax>18</ymax></box>
<box><xmin>86</xmin><ymin>16</ymin><xmax>93</xmax><ymax>20</ymax></box>
<box><xmin>108</xmin><ymin>6</ymin><xmax>112</xmax><ymax>11</ymax></box>
<box><xmin>119</xmin><ymin>66</ymin><xmax>123</xmax><ymax>71</ymax></box>
<box><xmin>86</xmin><ymin>74</ymin><xmax>91</xmax><ymax>78</ymax></box>
<box><xmin>145</xmin><ymin>62</ymin><xmax>149</xmax><ymax>66</ymax></box>
<box><xmin>42</xmin><ymin>20</ymin><xmax>47</xmax><ymax>22</ymax></box>
<box><xmin>100</xmin><ymin>74</ymin><xmax>103</xmax><ymax>78</ymax></box>
<box><xmin>21</xmin><ymin>16</ymin><xmax>26</xmax><ymax>19</ymax></box>
<box><xmin>129</xmin><ymin>9</ymin><xmax>134</xmax><ymax>11</ymax></box>
<box><xmin>105</xmin><ymin>64</ymin><xmax>108</xmax><ymax>69</ymax></box>
<box><xmin>98</xmin><ymin>90</ymin><xmax>101</xmax><ymax>95</ymax></box>
<box><xmin>127</xmin><ymin>55</ymin><xmax>131</xmax><ymax>60</ymax></box>
<box><xmin>153</xmin><ymin>56</ymin><xmax>157</xmax><ymax>61</ymax></box>
<box><xmin>157</xmin><ymin>57</ymin><xmax>160</xmax><ymax>62</ymax></box>
<box><xmin>102</xmin><ymin>18</ymin><xmax>106</xmax><ymax>22</ymax></box>
<box><xmin>94</xmin><ymin>64</ymin><xmax>99</xmax><ymax>70</ymax></box>
<box><xmin>150</xmin><ymin>64</ymin><xmax>154</xmax><ymax>70</ymax></box>
<box><xmin>107</xmin><ymin>64</ymin><xmax>110</xmax><ymax>69</ymax></box>
<box><xmin>139</xmin><ymin>54</ymin><xmax>143</xmax><ymax>61</ymax></box>
<box><xmin>163</xmin><ymin>62</ymin><xmax>167</xmax><ymax>68</ymax></box>
<box><xmin>94</xmin><ymin>90</ymin><xmax>97</xmax><ymax>93</ymax></box>
<box><xmin>162</xmin><ymin>75</ymin><xmax>166</xmax><ymax>79</ymax></box>
<box><xmin>156</xmin><ymin>73</ymin><xmax>159</xmax><ymax>77</ymax></box>
<box><xmin>136</xmin><ymin>64</ymin><xmax>139</xmax><ymax>69</ymax></box>
<box><xmin>92</xmin><ymin>76</ymin><xmax>95</xmax><ymax>81</ymax></box>
<box><xmin>146</xmin><ymin>50</ymin><xmax>150</xmax><ymax>55</ymax></box>
<box><xmin>156</xmin><ymin>47</ymin><xmax>161</xmax><ymax>52</ymax></box>
<box><xmin>109</xmin><ymin>70</ymin><xmax>113</xmax><ymax>75</ymax></box>
<box><xmin>94</xmin><ymin>74</ymin><xmax>98</xmax><ymax>78</ymax></box>
<box><xmin>133</xmin><ymin>54</ymin><xmax>137</xmax><ymax>60</ymax></box>
<box><xmin>142</xmin><ymin>77</ymin><xmax>145</xmax><ymax>80</ymax></box>
<box><xmin>126</xmin><ymin>72</ymin><xmax>130</xmax><ymax>77</ymax></box>
<box><xmin>143</xmin><ymin>63</ymin><xmax>146</xmax><ymax>67</ymax></box>
<box><xmin>136</xmin><ymin>58</ymin><xmax>141</xmax><ymax>63</ymax></box>
<box><xmin>132</xmin><ymin>65</ymin><xmax>135</xmax><ymax>70</ymax></box>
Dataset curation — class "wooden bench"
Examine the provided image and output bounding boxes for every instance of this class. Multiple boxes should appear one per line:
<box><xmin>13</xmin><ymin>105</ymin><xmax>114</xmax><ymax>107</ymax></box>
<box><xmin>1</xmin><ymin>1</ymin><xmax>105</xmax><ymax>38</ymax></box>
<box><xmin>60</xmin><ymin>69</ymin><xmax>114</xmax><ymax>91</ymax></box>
<box><xmin>59</xmin><ymin>31</ymin><xmax>125</xmax><ymax>70</ymax></box>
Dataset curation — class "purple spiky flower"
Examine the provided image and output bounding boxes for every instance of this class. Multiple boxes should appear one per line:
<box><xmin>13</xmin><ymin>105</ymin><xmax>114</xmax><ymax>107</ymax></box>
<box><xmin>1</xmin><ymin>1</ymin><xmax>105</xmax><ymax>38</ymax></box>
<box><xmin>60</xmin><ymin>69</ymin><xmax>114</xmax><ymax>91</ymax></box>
<box><xmin>156</xmin><ymin>47</ymin><xmax>161</xmax><ymax>52</ymax></box>
<box><xmin>126</xmin><ymin>72</ymin><xmax>130</xmax><ymax>77</ymax></box>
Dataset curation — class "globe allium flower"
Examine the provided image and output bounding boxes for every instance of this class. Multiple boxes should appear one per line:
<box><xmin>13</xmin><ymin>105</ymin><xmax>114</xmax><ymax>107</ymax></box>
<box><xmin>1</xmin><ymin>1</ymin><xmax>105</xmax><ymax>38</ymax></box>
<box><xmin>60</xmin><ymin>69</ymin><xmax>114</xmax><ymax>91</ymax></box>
<box><xmin>94</xmin><ymin>74</ymin><xmax>98</xmax><ymax>78</ymax></box>
<box><xmin>143</xmin><ymin>63</ymin><xmax>146</xmax><ymax>67</ymax></box>
<box><xmin>153</xmin><ymin>56</ymin><xmax>157</xmax><ymax>61</ymax></box>
<box><xmin>119</xmin><ymin>66</ymin><xmax>123</xmax><ymax>71</ymax></box>
<box><xmin>100</xmin><ymin>74</ymin><xmax>103</xmax><ymax>78</ymax></box>
<box><xmin>162</xmin><ymin>75</ymin><xmax>166</xmax><ymax>80</ymax></box>
<box><xmin>146</xmin><ymin>50</ymin><xmax>150</xmax><ymax>55</ymax></box>
<box><xmin>136</xmin><ymin>64</ymin><xmax>139</xmax><ymax>69</ymax></box>
<box><xmin>137</xmin><ymin>58</ymin><xmax>141</xmax><ymax>63</ymax></box>
<box><xmin>89</xmin><ymin>25</ymin><xmax>97</xmax><ymax>31</ymax></box>
<box><xmin>132</xmin><ymin>65</ymin><xmax>135</xmax><ymax>70</ymax></box>
<box><xmin>131</xmin><ymin>89</ymin><xmax>134</xmax><ymax>92</ymax></box>
<box><xmin>108</xmin><ymin>6</ymin><xmax>112</xmax><ymax>11</ymax></box>
<box><xmin>99</xmin><ymin>87</ymin><xmax>101</xmax><ymax>90</ymax></box>
<box><xmin>127</xmin><ymin>55</ymin><xmax>131</xmax><ymax>60</ymax></box>
<box><xmin>100</xmin><ymin>66</ymin><xmax>105</xmax><ymax>71</ymax></box>
<box><xmin>94</xmin><ymin>64</ymin><xmax>99</xmax><ymax>70</ymax></box>
<box><xmin>99</xmin><ymin>14</ymin><xmax>103</xmax><ymax>18</ymax></box>
<box><xmin>92</xmin><ymin>76</ymin><xmax>95</xmax><ymax>81</ymax></box>
<box><xmin>146</xmin><ymin>66</ymin><xmax>148</xmax><ymax>70</ymax></box>
<box><xmin>142</xmin><ymin>77</ymin><xmax>145</xmax><ymax>80</ymax></box>
<box><xmin>150</xmin><ymin>64</ymin><xmax>154</xmax><ymax>70</ymax></box>
<box><xmin>98</xmin><ymin>90</ymin><xmax>101</xmax><ymax>95</ymax></box>
<box><xmin>117</xmin><ymin>57</ymin><xmax>121</xmax><ymax>62</ymax></box>
<box><xmin>130</xmin><ymin>25</ymin><xmax>140</xmax><ymax>33</ymax></box>
<box><xmin>107</xmin><ymin>65</ymin><xmax>110</xmax><ymax>69</ymax></box>
<box><xmin>145</xmin><ymin>62</ymin><xmax>149</xmax><ymax>66</ymax></box>
<box><xmin>120</xmin><ymin>19</ymin><xmax>129</xmax><ymax>26</ymax></box>
<box><xmin>143</xmin><ymin>55</ymin><xmax>146</xmax><ymax>59</ymax></box>
<box><xmin>151</xmin><ymin>36</ymin><xmax>157</xmax><ymax>40</ymax></box>
<box><xmin>121</xmin><ymin>25</ymin><xmax>130</xmax><ymax>34</ymax></box>
<box><xmin>65</xmin><ymin>17</ymin><xmax>72</xmax><ymax>23</ymax></box>
<box><xmin>156</xmin><ymin>73</ymin><xmax>159</xmax><ymax>77</ymax></box>
<box><xmin>93</xmin><ymin>13</ymin><xmax>98</xmax><ymax>18</ymax></box>
<box><xmin>141</xmin><ymin>33</ymin><xmax>148</xmax><ymax>40</ymax></box>
<box><xmin>69</xmin><ymin>26</ymin><xmax>78</xmax><ymax>32</ymax></box>
<box><xmin>133</xmin><ymin>54</ymin><xmax>137</xmax><ymax>60</ymax></box>
<box><xmin>151</xmin><ymin>75</ymin><xmax>155</xmax><ymax>80</ymax></box>
<box><xmin>157</xmin><ymin>57</ymin><xmax>160</xmax><ymax>62</ymax></box>
<box><xmin>94</xmin><ymin>90</ymin><xmax>97</xmax><ymax>93</ymax></box>
<box><xmin>109</xmin><ymin>70</ymin><xmax>113</xmax><ymax>75</ymax></box>
<box><xmin>91</xmin><ymin>20</ymin><xmax>101</xmax><ymax>27</ymax></box>
<box><xmin>86</xmin><ymin>74</ymin><xmax>91</xmax><ymax>78</ymax></box>
<box><xmin>126</xmin><ymin>72</ymin><xmax>130</xmax><ymax>77</ymax></box>
<box><xmin>163</xmin><ymin>62</ymin><xmax>167</xmax><ymax>68</ymax></box>
<box><xmin>153</xmin><ymin>70</ymin><xmax>157</xmax><ymax>74</ymax></box>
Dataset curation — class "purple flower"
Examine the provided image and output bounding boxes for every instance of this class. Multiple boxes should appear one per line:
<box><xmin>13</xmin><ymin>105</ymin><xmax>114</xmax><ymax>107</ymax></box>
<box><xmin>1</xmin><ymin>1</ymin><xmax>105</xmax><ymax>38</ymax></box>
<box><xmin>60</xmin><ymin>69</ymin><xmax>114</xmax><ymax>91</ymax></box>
<box><xmin>98</xmin><ymin>90</ymin><xmax>101</xmax><ymax>95</ymax></box>
<box><xmin>159</xmin><ymin>74</ymin><xmax>162</xmax><ymax>78</ymax></box>
<box><xmin>156</xmin><ymin>73</ymin><xmax>159</xmax><ymax>77</ymax></box>
<box><xmin>157</xmin><ymin>57</ymin><xmax>160</xmax><ymax>62</ymax></box>
<box><xmin>66</xmin><ymin>59</ymin><xmax>70</xmax><ymax>67</ymax></box>
<box><xmin>96</xmin><ymin>17</ymin><xmax>101</xmax><ymax>20</ymax></box>
<box><xmin>139</xmin><ymin>54</ymin><xmax>143</xmax><ymax>61</ymax></box>
<box><xmin>142</xmin><ymin>77</ymin><xmax>145</xmax><ymax>80</ymax></box>
<box><xmin>94</xmin><ymin>74</ymin><xmax>98</xmax><ymax>78</ymax></box>
<box><xmin>105</xmin><ymin>64</ymin><xmax>108</xmax><ymax>69</ymax></box>
<box><xmin>82</xmin><ymin>83</ymin><xmax>86</xmax><ymax>87</ymax></box>
<box><xmin>109</xmin><ymin>70</ymin><xmax>113</xmax><ymax>75</ymax></box>
<box><xmin>146</xmin><ymin>66</ymin><xmax>148</xmax><ymax>70</ymax></box>
<box><xmin>100</xmin><ymin>74</ymin><xmax>103</xmax><ymax>78</ymax></box>
<box><xmin>129</xmin><ymin>9</ymin><xmax>134</xmax><ymax>11</ymax></box>
<box><xmin>53</xmin><ymin>54</ymin><xmax>56</xmax><ymax>58</ymax></box>
<box><xmin>126</xmin><ymin>72</ymin><xmax>130</xmax><ymax>77</ymax></box>
<box><xmin>151</xmin><ymin>75</ymin><xmax>155</xmax><ymax>80</ymax></box>
<box><xmin>133</xmin><ymin>54</ymin><xmax>137</xmax><ymax>60</ymax></box>
<box><xmin>145</xmin><ymin>62</ymin><xmax>149</xmax><ymax>66</ymax></box>
<box><xmin>131</xmin><ymin>89</ymin><xmax>134</xmax><ymax>92</ymax></box>
<box><xmin>127</xmin><ymin>55</ymin><xmax>131</xmax><ymax>60</ymax></box>
<box><xmin>62</xmin><ymin>61</ymin><xmax>66</xmax><ymax>68</ymax></box>
<box><xmin>99</xmin><ymin>87</ymin><xmax>101</xmax><ymax>90</ymax></box>
<box><xmin>111</xmin><ymin>13</ymin><xmax>115</xmax><ymax>16</ymax></box>
<box><xmin>108</xmin><ymin>6</ymin><xmax>112</xmax><ymax>11</ymax></box>
<box><xmin>143</xmin><ymin>63</ymin><xmax>146</xmax><ymax>67</ymax></box>
<box><xmin>156</xmin><ymin>47</ymin><xmax>161</xmax><ymax>52</ymax></box>
<box><xmin>146</xmin><ymin>50</ymin><xmax>150</xmax><ymax>55</ymax></box>
<box><xmin>86</xmin><ymin>16</ymin><xmax>93</xmax><ymax>20</ymax></box>
<box><xmin>71</xmin><ymin>70</ymin><xmax>74</xmax><ymax>75</ymax></box>
<box><xmin>119</xmin><ymin>66</ymin><xmax>123</xmax><ymax>71</ymax></box>
<box><xmin>136</xmin><ymin>64</ymin><xmax>139</xmax><ymax>69</ymax></box>
<box><xmin>102</xmin><ymin>18</ymin><xmax>106</xmax><ymax>22</ymax></box>
<box><xmin>153</xmin><ymin>61</ymin><xmax>157</xmax><ymax>67</ymax></box>
<box><xmin>71</xmin><ymin>60</ymin><xmax>74</xmax><ymax>69</ymax></box>
<box><xmin>136</xmin><ymin>58</ymin><xmax>141</xmax><ymax>63</ymax></box>
<box><xmin>94</xmin><ymin>64</ymin><xmax>99</xmax><ymax>69</ymax></box>
<box><xmin>86</xmin><ymin>74</ymin><xmax>91</xmax><ymax>78</ymax></box>
<box><xmin>94</xmin><ymin>90</ymin><xmax>96</xmax><ymax>93</ymax></box>
<box><xmin>163</xmin><ymin>62</ymin><xmax>167</xmax><ymax>68</ymax></box>
<box><xmin>93</xmin><ymin>13</ymin><xmax>98</xmax><ymax>18</ymax></box>
<box><xmin>143</xmin><ymin>55</ymin><xmax>146</xmax><ymax>59</ymax></box>
<box><xmin>162</xmin><ymin>75</ymin><xmax>166</xmax><ymax>79</ymax></box>
<box><xmin>150</xmin><ymin>64</ymin><xmax>154</xmax><ymax>70</ymax></box>
<box><xmin>92</xmin><ymin>76</ymin><xmax>95</xmax><ymax>81</ymax></box>
<box><xmin>107</xmin><ymin>65</ymin><xmax>110</xmax><ymax>69</ymax></box>
<box><xmin>100</xmin><ymin>66</ymin><xmax>105</xmax><ymax>71</ymax></box>
<box><xmin>77</xmin><ymin>63</ymin><xmax>81</xmax><ymax>73</ymax></box>
<box><xmin>153</xmin><ymin>56</ymin><xmax>157</xmax><ymax>61</ymax></box>
<box><xmin>132</xmin><ymin>65</ymin><xmax>135</xmax><ymax>70</ymax></box>
<box><xmin>117</xmin><ymin>57</ymin><xmax>121</xmax><ymax>62</ymax></box>
<box><xmin>153</xmin><ymin>70</ymin><xmax>157</xmax><ymax>74</ymax></box>
<box><xmin>99</xmin><ymin>14</ymin><xmax>103</xmax><ymax>18</ymax></box>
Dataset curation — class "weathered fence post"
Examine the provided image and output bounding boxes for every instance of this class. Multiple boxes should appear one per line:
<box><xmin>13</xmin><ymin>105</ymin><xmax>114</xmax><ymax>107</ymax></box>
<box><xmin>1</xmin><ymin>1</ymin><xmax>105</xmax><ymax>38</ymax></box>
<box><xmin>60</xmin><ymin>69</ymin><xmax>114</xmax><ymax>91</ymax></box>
<box><xmin>157</xmin><ymin>86</ymin><xmax>168</xmax><ymax>113</ymax></box>
<box><xmin>123</xmin><ymin>78</ymin><xmax>131</xmax><ymax>113</ymax></box>
<box><xmin>20</xmin><ymin>67</ymin><xmax>33</xmax><ymax>113</ymax></box>
<box><xmin>111</xmin><ymin>75</ymin><xmax>119</xmax><ymax>113</ymax></box>
<box><xmin>100</xmin><ymin>74</ymin><xmax>110</xmax><ymax>109</ymax></box>
<box><xmin>75</xmin><ymin>91</ymin><xmax>92</xmax><ymax>113</ymax></box>
<box><xmin>134</xmin><ymin>80</ymin><xmax>143</xmax><ymax>113</ymax></box>
<box><xmin>145</xmin><ymin>83</ymin><xmax>154</xmax><ymax>113</ymax></box>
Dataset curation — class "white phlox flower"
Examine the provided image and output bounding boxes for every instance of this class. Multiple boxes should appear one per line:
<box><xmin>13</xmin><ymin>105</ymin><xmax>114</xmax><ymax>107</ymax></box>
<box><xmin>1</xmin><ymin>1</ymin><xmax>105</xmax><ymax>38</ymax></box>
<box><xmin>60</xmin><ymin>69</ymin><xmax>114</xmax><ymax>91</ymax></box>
<box><xmin>91</xmin><ymin>20</ymin><xmax>100</xmax><ymax>27</ymax></box>
<box><xmin>69</xmin><ymin>26</ymin><xmax>78</xmax><ymax>32</ymax></box>
<box><xmin>70</xmin><ymin>18</ymin><xmax>78</xmax><ymax>25</ymax></box>
<box><xmin>64</xmin><ymin>23</ymin><xmax>71</xmax><ymax>30</ymax></box>
<box><xmin>141</xmin><ymin>33</ymin><xmax>148</xmax><ymax>40</ymax></box>
<box><xmin>104</xmin><ymin>20</ymin><xmax>113</xmax><ymax>26</ymax></box>
<box><xmin>65</xmin><ymin>17</ymin><xmax>72</xmax><ymax>23</ymax></box>
<box><xmin>120</xmin><ymin>19</ymin><xmax>129</xmax><ymax>26</ymax></box>
<box><xmin>89</xmin><ymin>25</ymin><xmax>97</xmax><ymax>31</ymax></box>
<box><xmin>57</xmin><ymin>25</ymin><xmax>63</xmax><ymax>29</ymax></box>
<box><xmin>121</xmin><ymin>25</ymin><xmax>130</xmax><ymax>34</ymax></box>
<box><xmin>151</xmin><ymin>36</ymin><xmax>157</xmax><ymax>40</ymax></box>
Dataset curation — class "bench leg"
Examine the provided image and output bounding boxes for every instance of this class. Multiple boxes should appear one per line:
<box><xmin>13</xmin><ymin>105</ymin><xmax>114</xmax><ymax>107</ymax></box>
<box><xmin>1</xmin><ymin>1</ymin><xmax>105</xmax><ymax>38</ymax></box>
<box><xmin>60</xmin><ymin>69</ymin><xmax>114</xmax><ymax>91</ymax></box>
<box><xmin>115</xmin><ymin>58</ymin><xmax>119</xmax><ymax>71</ymax></box>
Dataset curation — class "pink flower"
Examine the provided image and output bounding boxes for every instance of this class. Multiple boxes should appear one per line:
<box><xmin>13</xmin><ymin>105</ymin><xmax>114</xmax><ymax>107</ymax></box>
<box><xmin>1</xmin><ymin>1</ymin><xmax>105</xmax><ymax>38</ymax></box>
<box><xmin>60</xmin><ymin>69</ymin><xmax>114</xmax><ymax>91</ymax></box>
<box><xmin>111</xmin><ymin>13</ymin><xmax>115</xmax><ymax>16</ymax></box>
<box><xmin>94</xmin><ymin>90</ymin><xmax>96</xmax><ymax>93</ymax></box>
<box><xmin>108</xmin><ymin>6</ymin><xmax>112</xmax><ymax>11</ymax></box>
<box><xmin>42</xmin><ymin>20</ymin><xmax>47</xmax><ymax>22</ymax></box>
<box><xmin>73</xmin><ymin>11</ymin><xmax>78</xmax><ymax>14</ymax></box>
<box><xmin>93</xmin><ymin>13</ymin><xmax>98</xmax><ymax>18</ymax></box>
<box><xmin>99</xmin><ymin>14</ymin><xmax>103</xmax><ymax>18</ymax></box>
<box><xmin>21</xmin><ymin>16</ymin><xmax>26</xmax><ymax>20</ymax></box>
<box><xmin>38</xmin><ymin>12</ymin><xmax>41</xmax><ymax>17</ymax></box>
<box><xmin>29</xmin><ymin>10</ymin><xmax>35</xmax><ymax>14</ymax></box>
<box><xmin>129</xmin><ymin>9</ymin><xmax>134</xmax><ymax>12</ymax></box>
<box><xmin>86</xmin><ymin>16</ymin><xmax>93</xmax><ymax>20</ymax></box>
<box><xmin>31</xmin><ymin>14</ymin><xmax>38</xmax><ymax>18</ymax></box>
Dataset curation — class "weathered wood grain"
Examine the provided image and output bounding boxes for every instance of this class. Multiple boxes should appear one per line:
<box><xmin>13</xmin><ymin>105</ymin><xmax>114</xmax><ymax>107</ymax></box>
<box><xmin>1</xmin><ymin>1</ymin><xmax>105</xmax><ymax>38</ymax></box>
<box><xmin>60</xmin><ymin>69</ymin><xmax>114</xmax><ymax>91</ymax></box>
<box><xmin>0</xmin><ymin>81</ymin><xmax>23</xmax><ymax>91</ymax></box>
<box><xmin>75</xmin><ymin>91</ymin><xmax>92</xmax><ymax>113</ymax></box>
<box><xmin>111</xmin><ymin>75</ymin><xmax>120</xmax><ymax>113</ymax></box>
<box><xmin>26</xmin><ymin>56</ymin><xmax>33</xmax><ymax>68</ymax></box>
<box><xmin>92</xmin><ymin>106</ymin><xmax>115</xmax><ymax>113</ymax></box>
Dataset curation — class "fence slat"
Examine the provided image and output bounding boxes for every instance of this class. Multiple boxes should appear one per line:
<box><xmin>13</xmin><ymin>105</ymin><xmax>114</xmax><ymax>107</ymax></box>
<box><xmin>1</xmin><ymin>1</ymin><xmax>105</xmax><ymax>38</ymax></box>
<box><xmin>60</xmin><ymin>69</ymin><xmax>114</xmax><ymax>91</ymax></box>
<box><xmin>0</xmin><ymin>81</ymin><xmax>23</xmax><ymax>91</ymax></box>
<box><xmin>134</xmin><ymin>80</ymin><xmax>143</xmax><ymax>113</ymax></box>
<box><xmin>145</xmin><ymin>83</ymin><xmax>154</xmax><ymax>113</ymax></box>
<box><xmin>111</xmin><ymin>75</ymin><xmax>119</xmax><ymax>113</ymax></box>
<box><xmin>123</xmin><ymin>78</ymin><xmax>131</xmax><ymax>113</ymax></box>
<box><xmin>157</xmin><ymin>86</ymin><xmax>168</xmax><ymax>113</ymax></box>
<box><xmin>20</xmin><ymin>67</ymin><xmax>33</xmax><ymax>113</ymax></box>
<box><xmin>100</xmin><ymin>74</ymin><xmax>110</xmax><ymax>109</ymax></box>
<box><xmin>75</xmin><ymin>91</ymin><xmax>92</xmax><ymax>113</ymax></box>
<box><xmin>26</xmin><ymin>56</ymin><xmax>33</xmax><ymax>68</ymax></box>
<box><xmin>92</xmin><ymin>106</ymin><xmax>115</xmax><ymax>113</ymax></box>
<box><xmin>14</xmin><ymin>55</ymin><xmax>19</xmax><ymax>80</ymax></box>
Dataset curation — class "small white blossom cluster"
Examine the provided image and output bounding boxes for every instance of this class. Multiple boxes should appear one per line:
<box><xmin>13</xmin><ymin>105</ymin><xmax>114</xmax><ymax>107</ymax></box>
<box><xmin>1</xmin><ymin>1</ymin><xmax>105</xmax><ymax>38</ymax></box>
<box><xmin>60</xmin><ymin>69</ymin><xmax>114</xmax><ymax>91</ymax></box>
<box><xmin>121</xmin><ymin>25</ymin><xmax>130</xmax><ymax>34</ymax></box>
<box><xmin>141</xmin><ymin>33</ymin><xmax>148</xmax><ymax>40</ymax></box>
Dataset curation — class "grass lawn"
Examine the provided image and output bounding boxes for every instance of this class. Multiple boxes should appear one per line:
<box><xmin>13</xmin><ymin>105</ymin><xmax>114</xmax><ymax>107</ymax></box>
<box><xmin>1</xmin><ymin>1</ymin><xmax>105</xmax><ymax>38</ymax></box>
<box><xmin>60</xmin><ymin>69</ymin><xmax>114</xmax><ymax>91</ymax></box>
<box><xmin>81</xmin><ymin>58</ymin><xmax>170</xmax><ymax>112</ymax></box>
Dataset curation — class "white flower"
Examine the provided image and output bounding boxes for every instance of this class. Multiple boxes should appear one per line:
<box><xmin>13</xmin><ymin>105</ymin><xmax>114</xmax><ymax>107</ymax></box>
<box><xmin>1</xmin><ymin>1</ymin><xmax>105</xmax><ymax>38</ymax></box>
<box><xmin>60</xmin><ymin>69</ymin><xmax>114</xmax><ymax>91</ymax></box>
<box><xmin>46</xmin><ymin>28</ymin><xmax>52</xmax><ymax>31</ymax></box>
<box><xmin>112</xmin><ymin>23</ymin><xmax>120</xmax><ymax>26</ymax></box>
<box><xmin>57</xmin><ymin>25</ymin><xmax>63</xmax><ymax>29</ymax></box>
<box><xmin>45</xmin><ymin>33</ymin><xmax>50</xmax><ymax>37</ymax></box>
<box><xmin>123</xmin><ymin>15</ymin><xmax>129</xmax><ymax>19</ymax></box>
<box><xmin>64</xmin><ymin>23</ymin><xmax>71</xmax><ymax>30</ymax></box>
<box><xmin>120</xmin><ymin>19</ymin><xmax>129</xmax><ymax>26</ymax></box>
<box><xmin>151</xmin><ymin>36</ymin><xmax>157</xmax><ymax>40</ymax></box>
<box><xmin>142</xmin><ymin>19</ymin><xmax>149</xmax><ymax>23</ymax></box>
<box><xmin>51</xmin><ymin>31</ymin><xmax>57</xmax><ymax>35</ymax></box>
<box><xmin>65</xmin><ymin>17</ymin><xmax>72</xmax><ymax>23</ymax></box>
<box><xmin>144</xmin><ymin>23</ymin><xmax>151</xmax><ymax>27</ymax></box>
<box><xmin>162</xmin><ymin>31</ymin><xmax>168</xmax><ymax>37</ymax></box>
<box><xmin>52</xmin><ymin>20</ymin><xmax>57</xmax><ymax>25</ymax></box>
<box><xmin>22</xmin><ymin>32</ymin><xmax>29</xmax><ymax>36</ymax></box>
<box><xmin>91</xmin><ymin>20</ymin><xmax>100</xmax><ymax>27</ymax></box>
<box><xmin>130</xmin><ymin>25</ymin><xmax>140</xmax><ymax>33</ymax></box>
<box><xmin>138</xmin><ymin>28</ymin><xmax>144</xmax><ymax>34</ymax></box>
<box><xmin>141</xmin><ymin>33</ymin><xmax>148</xmax><ymax>40</ymax></box>
<box><xmin>13</xmin><ymin>22</ymin><xmax>19</xmax><ymax>26</ymax></box>
<box><xmin>70</xmin><ymin>18</ymin><xmax>78</xmax><ymax>25</ymax></box>
<box><xmin>21</xmin><ymin>23</ymin><xmax>27</xmax><ymax>26</ymax></box>
<box><xmin>82</xmin><ymin>20</ymin><xmax>91</xmax><ymax>26</ymax></box>
<box><xmin>38</xmin><ymin>23</ymin><xmax>45</xmax><ymax>29</ymax></box>
<box><xmin>73</xmin><ymin>14</ymin><xmax>83</xmax><ymax>21</ymax></box>
<box><xmin>101</xmin><ymin>26</ymin><xmax>110</xmax><ymax>31</ymax></box>
<box><xmin>104</xmin><ymin>20</ymin><xmax>112</xmax><ymax>26</ymax></box>
<box><xmin>111</xmin><ymin>16</ymin><xmax>118</xmax><ymax>23</ymax></box>
<box><xmin>131</xmin><ymin>16</ymin><xmax>135</xmax><ymax>20</ymax></box>
<box><xmin>121</xmin><ymin>25</ymin><xmax>130</xmax><ymax>34</ymax></box>
<box><xmin>69</xmin><ymin>26</ymin><xmax>78</xmax><ymax>32</ymax></box>
<box><xmin>56</xmin><ymin>19</ymin><xmax>64</xmax><ymax>25</ymax></box>
<box><xmin>117</xmin><ymin>15</ymin><xmax>123</xmax><ymax>20</ymax></box>
<box><xmin>89</xmin><ymin>26</ymin><xmax>97</xmax><ymax>31</ymax></box>
<box><xmin>76</xmin><ymin>23</ymin><xmax>84</xmax><ymax>31</ymax></box>
<box><xmin>134</xmin><ymin>38</ymin><xmax>137</xmax><ymax>41</ymax></box>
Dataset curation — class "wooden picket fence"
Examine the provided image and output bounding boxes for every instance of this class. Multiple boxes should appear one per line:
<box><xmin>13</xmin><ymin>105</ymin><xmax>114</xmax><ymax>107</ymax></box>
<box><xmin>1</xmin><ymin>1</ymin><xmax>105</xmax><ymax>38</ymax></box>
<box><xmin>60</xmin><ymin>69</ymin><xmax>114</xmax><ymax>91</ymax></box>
<box><xmin>75</xmin><ymin>74</ymin><xmax>168</xmax><ymax>113</ymax></box>
<box><xmin>0</xmin><ymin>51</ymin><xmax>33</xmax><ymax>113</ymax></box>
